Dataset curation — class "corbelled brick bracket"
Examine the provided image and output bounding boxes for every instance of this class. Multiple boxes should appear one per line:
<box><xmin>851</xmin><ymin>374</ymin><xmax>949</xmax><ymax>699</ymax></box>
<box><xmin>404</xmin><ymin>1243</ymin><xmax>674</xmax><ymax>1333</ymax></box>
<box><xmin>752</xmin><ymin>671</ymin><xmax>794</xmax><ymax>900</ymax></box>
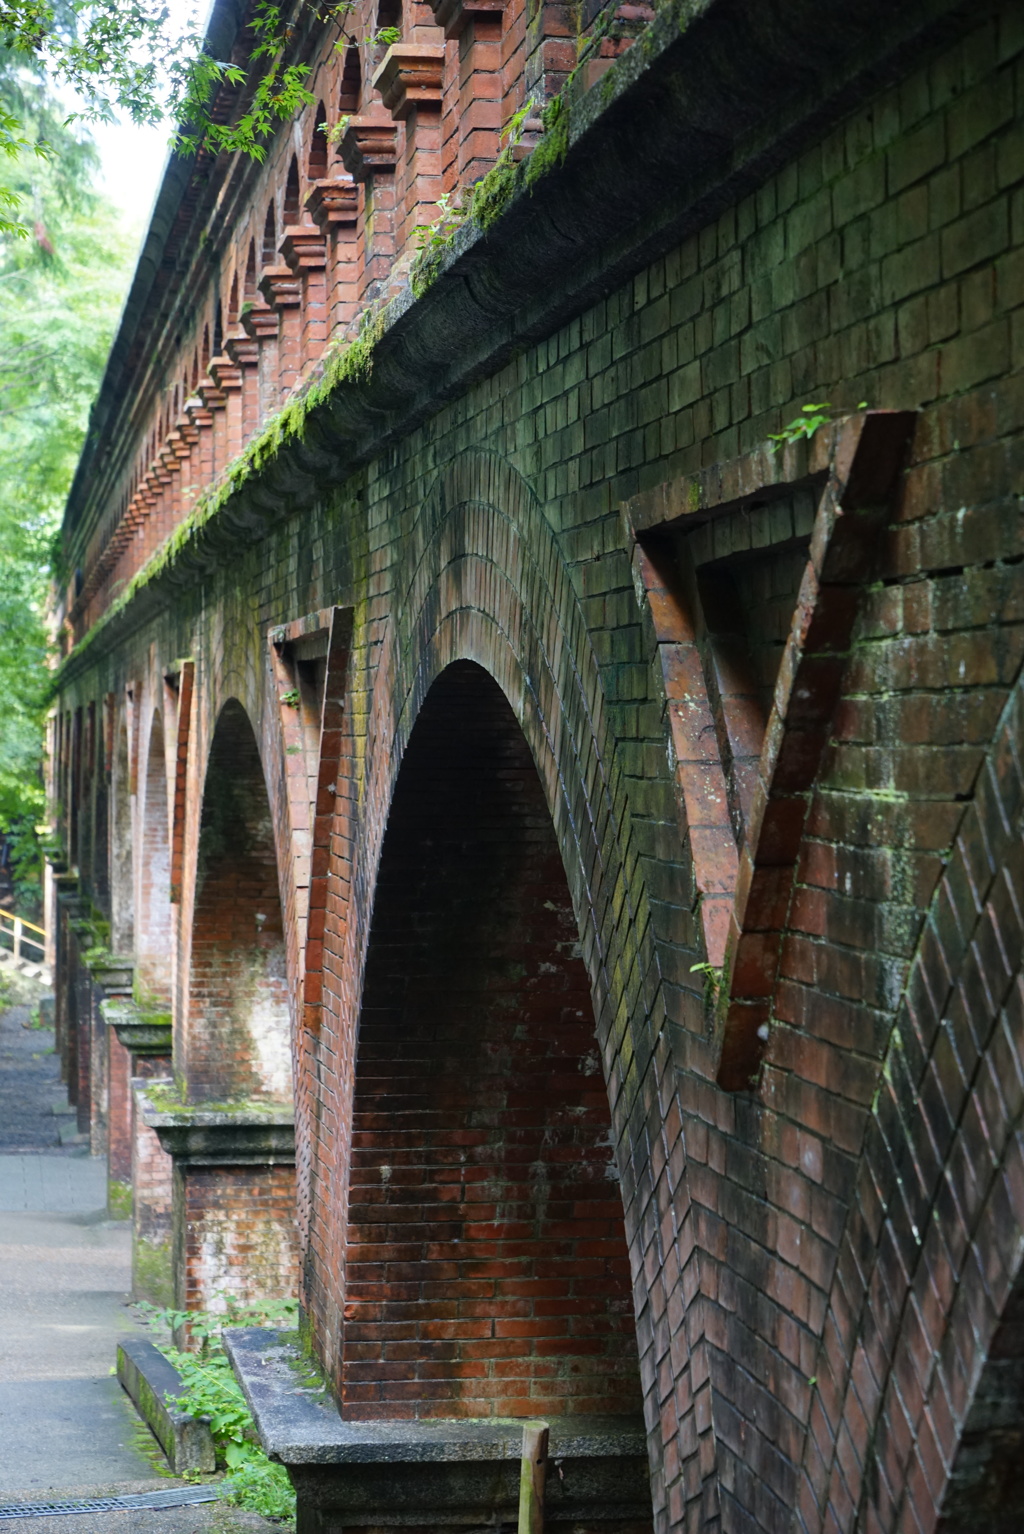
<box><xmin>625</xmin><ymin>410</ymin><xmax>916</xmax><ymax>1091</ymax></box>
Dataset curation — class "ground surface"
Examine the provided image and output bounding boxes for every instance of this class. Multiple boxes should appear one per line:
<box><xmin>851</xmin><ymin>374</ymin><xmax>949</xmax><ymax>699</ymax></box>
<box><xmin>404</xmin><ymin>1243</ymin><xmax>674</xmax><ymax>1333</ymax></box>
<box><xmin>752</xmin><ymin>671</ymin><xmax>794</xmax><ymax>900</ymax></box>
<box><xmin>0</xmin><ymin>977</ymin><xmax>78</xmax><ymax>1153</ymax></box>
<box><xmin>0</xmin><ymin>980</ymin><xmax>283</xmax><ymax>1531</ymax></box>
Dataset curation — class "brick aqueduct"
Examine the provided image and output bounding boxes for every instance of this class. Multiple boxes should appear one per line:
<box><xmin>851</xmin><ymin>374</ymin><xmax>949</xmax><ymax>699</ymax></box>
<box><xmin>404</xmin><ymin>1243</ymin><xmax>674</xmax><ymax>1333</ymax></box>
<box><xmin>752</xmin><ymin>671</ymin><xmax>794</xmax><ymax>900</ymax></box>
<box><xmin>49</xmin><ymin>0</ymin><xmax>1024</xmax><ymax>1528</ymax></box>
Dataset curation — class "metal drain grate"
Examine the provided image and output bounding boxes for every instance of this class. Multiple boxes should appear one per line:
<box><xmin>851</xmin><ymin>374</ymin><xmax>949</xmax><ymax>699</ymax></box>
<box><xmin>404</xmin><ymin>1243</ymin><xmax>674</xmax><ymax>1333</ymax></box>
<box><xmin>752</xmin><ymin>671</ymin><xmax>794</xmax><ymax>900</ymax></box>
<box><xmin>0</xmin><ymin>1485</ymin><xmax>224</xmax><ymax>1519</ymax></box>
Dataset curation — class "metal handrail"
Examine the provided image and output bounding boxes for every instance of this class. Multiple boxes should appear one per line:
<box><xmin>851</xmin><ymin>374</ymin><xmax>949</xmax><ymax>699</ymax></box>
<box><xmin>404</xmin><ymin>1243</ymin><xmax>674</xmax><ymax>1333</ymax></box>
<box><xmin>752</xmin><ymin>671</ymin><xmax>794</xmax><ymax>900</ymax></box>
<box><xmin>0</xmin><ymin>909</ymin><xmax>46</xmax><ymax>962</ymax></box>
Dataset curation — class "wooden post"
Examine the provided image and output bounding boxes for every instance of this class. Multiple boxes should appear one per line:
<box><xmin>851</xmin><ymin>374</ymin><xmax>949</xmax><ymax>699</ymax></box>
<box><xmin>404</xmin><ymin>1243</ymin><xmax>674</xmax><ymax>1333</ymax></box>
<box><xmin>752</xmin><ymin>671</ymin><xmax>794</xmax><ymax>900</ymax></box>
<box><xmin>518</xmin><ymin>1421</ymin><xmax>549</xmax><ymax>1534</ymax></box>
<box><xmin>13</xmin><ymin>918</ymin><xmax>22</xmax><ymax>962</ymax></box>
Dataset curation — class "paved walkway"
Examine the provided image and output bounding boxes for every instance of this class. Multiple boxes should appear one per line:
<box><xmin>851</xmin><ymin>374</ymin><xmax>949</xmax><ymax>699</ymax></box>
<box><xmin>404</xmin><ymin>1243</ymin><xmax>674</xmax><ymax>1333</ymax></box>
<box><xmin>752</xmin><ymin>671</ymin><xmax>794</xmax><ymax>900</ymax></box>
<box><xmin>0</xmin><ymin>984</ymin><xmax>79</xmax><ymax>1154</ymax></box>
<box><xmin>0</xmin><ymin>982</ymin><xmax>281</xmax><ymax>1531</ymax></box>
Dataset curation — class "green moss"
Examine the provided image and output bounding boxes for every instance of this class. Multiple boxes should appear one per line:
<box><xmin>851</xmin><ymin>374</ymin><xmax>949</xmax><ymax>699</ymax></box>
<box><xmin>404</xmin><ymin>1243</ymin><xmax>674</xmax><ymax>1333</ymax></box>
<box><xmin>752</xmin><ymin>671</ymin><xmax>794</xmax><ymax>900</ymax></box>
<box><xmin>133</xmin><ymin>981</ymin><xmax>168</xmax><ymax>1012</ymax></box>
<box><xmin>133</xmin><ymin>1236</ymin><xmax>174</xmax><ymax>1308</ymax></box>
<box><xmin>143</xmin><ymin>1081</ymin><xmax>287</xmax><ymax>1117</ymax></box>
<box><xmin>108</xmin><ymin>1178</ymin><xmax>132</xmax><ymax>1219</ymax></box>
<box><xmin>524</xmin><ymin>95</ymin><xmax>570</xmax><ymax>187</ymax></box>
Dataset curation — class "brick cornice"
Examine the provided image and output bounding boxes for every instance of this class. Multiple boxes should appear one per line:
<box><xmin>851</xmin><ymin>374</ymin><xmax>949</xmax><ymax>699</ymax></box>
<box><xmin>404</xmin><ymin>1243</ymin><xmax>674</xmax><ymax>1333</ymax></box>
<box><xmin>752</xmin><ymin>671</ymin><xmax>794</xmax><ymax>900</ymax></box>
<box><xmin>55</xmin><ymin>0</ymin><xmax>977</xmax><ymax>687</ymax></box>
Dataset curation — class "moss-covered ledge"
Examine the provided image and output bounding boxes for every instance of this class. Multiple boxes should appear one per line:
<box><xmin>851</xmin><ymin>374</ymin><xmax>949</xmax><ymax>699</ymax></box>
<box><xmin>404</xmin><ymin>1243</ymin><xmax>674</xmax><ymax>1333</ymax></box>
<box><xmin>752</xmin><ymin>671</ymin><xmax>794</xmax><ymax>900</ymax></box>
<box><xmin>138</xmin><ymin>1084</ymin><xmax>295</xmax><ymax>1167</ymax></box>
<box><xmin>56</xmin><ymin>0</ymin><xmax>974</xmax><ymax>688</ymax></box>
<box><xmin>101</xmin><ymin>996</ymin><xmax>173</xmax><ymax>1056</ymax></box>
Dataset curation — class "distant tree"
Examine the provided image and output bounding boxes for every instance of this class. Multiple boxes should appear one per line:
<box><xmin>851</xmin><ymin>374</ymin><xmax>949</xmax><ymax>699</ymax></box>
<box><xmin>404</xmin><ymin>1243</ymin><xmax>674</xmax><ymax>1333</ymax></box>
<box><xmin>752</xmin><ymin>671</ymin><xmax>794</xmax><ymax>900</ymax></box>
<box><xmin>0</xmin><ymin>63</ymin><xmax>135</xmax><ymax>911</ymax></box>
<box><xmin>0</xmin><ymin>1</ymin><xmax>350</xmax><ymax>237</ymax></box>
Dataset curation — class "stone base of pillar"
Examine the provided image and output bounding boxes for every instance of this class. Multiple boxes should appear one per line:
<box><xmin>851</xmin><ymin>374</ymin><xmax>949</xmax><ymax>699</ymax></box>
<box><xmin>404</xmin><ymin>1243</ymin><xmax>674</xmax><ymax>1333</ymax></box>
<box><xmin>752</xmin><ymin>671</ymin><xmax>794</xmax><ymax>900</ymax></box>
<box><xmin>226</xmin><ymin>1329</ymin><xmax>652</xmax><ymax>1534</ymax></box>
<box><xmin>144</xmin><ymin>1098</ymin><xmax>297</xmax><ymax>1325</ymax></box>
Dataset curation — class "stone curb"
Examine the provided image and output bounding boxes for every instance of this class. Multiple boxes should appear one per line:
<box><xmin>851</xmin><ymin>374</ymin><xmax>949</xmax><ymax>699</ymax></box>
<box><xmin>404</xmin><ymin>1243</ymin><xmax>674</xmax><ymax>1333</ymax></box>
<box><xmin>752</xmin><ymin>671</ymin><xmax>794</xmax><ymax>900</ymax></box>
<box><xmin>116</xmin><ymin>1338</ymin><xmax>216</xmax><ymax>1476</ymax></box>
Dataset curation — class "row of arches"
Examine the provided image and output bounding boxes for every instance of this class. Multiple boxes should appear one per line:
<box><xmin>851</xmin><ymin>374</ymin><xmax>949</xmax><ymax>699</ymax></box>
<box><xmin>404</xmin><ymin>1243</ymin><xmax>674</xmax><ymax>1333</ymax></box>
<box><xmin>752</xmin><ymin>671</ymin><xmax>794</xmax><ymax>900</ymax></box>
<box><xmin>107</xmin><ymin>655</ymin><xmax>645</xmax><ymax>1424</ymax></box>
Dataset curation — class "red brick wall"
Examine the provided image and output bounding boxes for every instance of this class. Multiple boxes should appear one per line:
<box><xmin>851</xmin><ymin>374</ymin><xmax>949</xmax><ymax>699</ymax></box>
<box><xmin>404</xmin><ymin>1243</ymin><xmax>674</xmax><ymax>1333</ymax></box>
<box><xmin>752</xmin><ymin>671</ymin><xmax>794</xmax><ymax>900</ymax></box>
<box><xmin>185</xmin><ymin>700</ymin><xmax>291</xmax><ymax>1103</ymax></box>
<box><xmin>342</xmin><ymin>661</ymin><xmax>642</xmax><ymax>1419</ymax></box>
<box><xmin>111</xmin><ymin>1046</ymin><xmax>171</xmax><ymax>1184</ymax></box>
<box><xmin>138</xmin><ymin>712</ymin><xmax>173</xmax><ymax>1002</ymax></box>
<box><xmin>107</xmin><ymin>1031</ymin><xmax>133</xmax><ymax>1183</ymax></box>
<box><xmin>175</xmin><ymin>1163</ymin><xmax>298</xmax><ymax>1314</ymax></box>
<box><xmin>132</xmin><ymin>1077</ymin><xmax>174</xmax><ymax>1304</ymax></box>
<box><xmin>110</xmin><ymin>723</ymin><xmax>134</xmax><ymax>955</ymax></box>
<box><xmin>51</xmin><ymin>4</ymin><xmax>1024</xmax><ymax>1531</ymax></box>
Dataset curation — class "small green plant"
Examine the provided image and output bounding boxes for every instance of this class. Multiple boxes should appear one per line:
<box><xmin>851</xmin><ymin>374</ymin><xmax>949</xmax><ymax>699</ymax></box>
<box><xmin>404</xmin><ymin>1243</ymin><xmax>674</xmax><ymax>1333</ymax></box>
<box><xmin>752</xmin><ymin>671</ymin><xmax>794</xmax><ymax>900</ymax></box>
<box><xmin>279</xmin><ymin>689</ymin><xmax>300</xmax><ymax>706</ymax></box>
<box><xmin>326</xmin><ymin>113</ymin><xmax>351</xmax><ymax>146</ymax></box>
<box><xmin>368</xmin><ymin>25</ymin><xmax>402</xmax><ymax>46</ymax></box>
<box><xmin>137</xmin><ymin>1296</ymin><xmax>299</xmax><ymax>1522</ymax></box>
<box><xmin>690</xmin><ymin>960</ymin><xmax>723</xmax><ymax>1008</ymax></box>
<box><xmin>414</xmin><ymin>192</ymin><xmax>465</xmax><ymax>254</ymax></box>
<box><xmin>768</xmin><ymin>400</ymin><xmax>868</xmax><ymax>453</ymax></box>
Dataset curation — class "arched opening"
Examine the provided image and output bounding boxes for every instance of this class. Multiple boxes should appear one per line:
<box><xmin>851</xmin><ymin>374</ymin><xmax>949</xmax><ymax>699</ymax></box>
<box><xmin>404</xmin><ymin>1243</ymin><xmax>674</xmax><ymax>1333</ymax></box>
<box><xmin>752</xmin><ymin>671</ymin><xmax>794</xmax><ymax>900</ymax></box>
<box><xmin>338</xmin><ymin>44</ymin><xmax>361</xmax><ymax>114</ymax></box>
<box><xmin>936</xmin><ymin>1265</ymin><xmax>1024</xmax><ymax>1533</ymax></box>
<box><xmin>227</xmin><ymin>274</ymin><xmax>239</xmax><ymax>326</ymax></box>
<box><xmin>110</xmin><ymin>720</ymin><xmax>133</xmax><ymax>955</ymax></box>
<box><xmin>243</xmin><ymin>241</ymin><xmax>257</xmax><ymax>304</ymax></box>
<box><xmin>137</xmin><ymin>712</ymin><xmax>172</xmax><ymax>1003</ymax></box>
<box><xmin>212</xmin><ymin>298</ymin><xmax>223</xmax><ymax>357</ymax></box>
<box><xmin>186</xmin><ymin>700</ymin><xmax>290</xmax><ymax>1104</ymax></box>
<box><xmin>308</xmin><ymin>101</ymin><xmax>328</xmax><ymax>181</ymax></box>
<box><xmin>262</xmin><ymin>203</ymin><xmax>277</xmax><ymax>267</ymax></box>
<box><xmin>343</xmin><ymin>661</ymin><xmax>643</xmax><ymax>1420</ymax></box>
<box><xmin>283</xmin><ymin>156</ymin><xmax>301</xmax><ymax>224</ymax></box>
<box><xmin>375</xmin><ymin>0</ymin><xmax>401</xmax><ymax>38</ymax></box>
<box><xmin>200</xmin><ymin>324</ymin><xmax>210</xmax><ymax>375</ymax></box>
<box><xmin>90</xmin><ymin>702</ymin><xmax>109</xmax><ymax>909</ymax></box>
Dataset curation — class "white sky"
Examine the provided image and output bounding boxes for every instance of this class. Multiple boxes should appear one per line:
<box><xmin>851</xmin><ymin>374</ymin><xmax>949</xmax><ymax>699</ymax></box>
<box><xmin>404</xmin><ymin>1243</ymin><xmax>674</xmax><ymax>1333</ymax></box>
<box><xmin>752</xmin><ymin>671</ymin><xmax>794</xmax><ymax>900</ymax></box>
<box><xmin>84</xmin><ymin>0</ymin><xmax>214</xmax><ymax>245</ymax></box>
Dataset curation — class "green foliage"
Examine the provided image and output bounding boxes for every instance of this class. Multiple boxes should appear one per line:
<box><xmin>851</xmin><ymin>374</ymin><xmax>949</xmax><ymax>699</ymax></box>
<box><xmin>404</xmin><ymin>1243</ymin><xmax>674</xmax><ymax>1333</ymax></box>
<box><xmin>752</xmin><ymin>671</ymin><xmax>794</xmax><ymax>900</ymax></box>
<box><xmin>0</xmin><ymin>60</ymin><xmax>135</xmax><ymax>913</ymax></box>
<box><xmin>107</xmin><ymin>1176</ymin><xmax>132</xmax><ymax>1218</ymax></box>
<box><xmin>137</xmin><ymin>1296</ymin><xmax>300</xmax><ymax>1523</ymax></box>
<box><xmin>368</xmin><ymin>25</ymin><xmax>401</xmax><ymax>46</ymax></box>
<box><xmin>690</xmin><ymin>960</ymin><xmax>723</xmax><ymax>1008</ymax></box>
<box><xmin>278</xmin><ymin>688</ymin><xmax>300</xmax><ymax>706</ymax></box>
<box><xmin>768</xmin><ymin>400</ymin><xmax>868</xmax><ymax>453</ymax></box>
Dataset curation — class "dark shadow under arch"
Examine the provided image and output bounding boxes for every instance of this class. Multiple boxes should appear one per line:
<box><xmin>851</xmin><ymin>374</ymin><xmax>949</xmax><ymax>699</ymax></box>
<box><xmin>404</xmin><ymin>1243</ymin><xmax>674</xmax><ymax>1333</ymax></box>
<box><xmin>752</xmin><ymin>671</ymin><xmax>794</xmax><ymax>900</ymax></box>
<box><xmin>111</xmin><ymin>721</ymin><xmax>133</xmax><ymax>955</ymax></box>
<box><xmin>938</xmin><ymin>1255</ymin><xmax>1024</xmax><ymax>1534</ymax></box>
<box><xmin>342</xmin><ymin>660</ymin><xmax>644</xmax><ymax>1421</ymax></box>
<box><xmin>137</xmin><ymin>711</ymin><xmax>172</xmax><ymax>1002</ymax></box>
<box><xmin>187</xmin><ymin>699</ymin><xmax>291</xmax><ymax>1104</ymax></box>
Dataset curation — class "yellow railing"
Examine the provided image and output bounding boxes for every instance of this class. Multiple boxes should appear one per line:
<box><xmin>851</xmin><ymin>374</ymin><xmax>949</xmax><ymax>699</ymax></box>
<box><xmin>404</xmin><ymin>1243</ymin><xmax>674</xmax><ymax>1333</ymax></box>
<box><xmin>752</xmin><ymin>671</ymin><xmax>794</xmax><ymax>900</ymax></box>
<box><xmin>0</xmin><ymin>909</ymin><xmax>46</xmax><ymax>963</ymax></box>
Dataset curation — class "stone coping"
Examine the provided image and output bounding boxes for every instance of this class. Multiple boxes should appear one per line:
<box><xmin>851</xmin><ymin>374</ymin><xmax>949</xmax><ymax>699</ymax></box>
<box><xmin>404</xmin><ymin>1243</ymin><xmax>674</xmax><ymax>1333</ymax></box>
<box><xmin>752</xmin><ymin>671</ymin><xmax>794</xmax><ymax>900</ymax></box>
<box><xmin>138</xmin><ymin>1089</ymin><xmax>295</xmax><ymax>1166</ymax></box>
<box><xmin>225</xmin><ymin>1328</ymin><xmax>646</xmax><ymax>1467</ymax></box>
<box><xmin>101</xmin><ymin>997</ymin><xmax>173</xmax><ymax>1055</ymax></box>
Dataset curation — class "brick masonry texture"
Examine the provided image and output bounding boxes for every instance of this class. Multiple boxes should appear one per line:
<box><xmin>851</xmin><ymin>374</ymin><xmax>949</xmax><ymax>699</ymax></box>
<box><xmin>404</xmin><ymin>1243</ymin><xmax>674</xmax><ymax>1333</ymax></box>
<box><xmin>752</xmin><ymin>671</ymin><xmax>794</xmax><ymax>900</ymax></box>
<box><xmin>49</xmin><ymin>1</ymin><xmax>1024</xmax><ymax>1531</ymax></box>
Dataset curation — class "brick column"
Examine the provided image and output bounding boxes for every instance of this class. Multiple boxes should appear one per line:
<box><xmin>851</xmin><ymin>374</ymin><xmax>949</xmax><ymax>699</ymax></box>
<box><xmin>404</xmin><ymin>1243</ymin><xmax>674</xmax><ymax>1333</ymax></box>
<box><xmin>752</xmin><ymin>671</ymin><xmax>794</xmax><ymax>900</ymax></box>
<box><xmin>144</xmin><ymin>1104</ymin><xmax>297</xmax><ymax>1323</ymax></box>
<box><xmin>51</xmin><ymin>870</ymin><xmax>81</xmax><ymax>1088</ymax></box>
<box><xmin>131</xmin><ymin>1079</ymin><xmax>176</xmax><ymax>1305</ymax></box>
<box><xmin>103</xmin><ymin>996</ymin><xmax>172</xmax><ymax>1226</ymax></box>
<box><xmin>81</xmin><ymin>954</ymin><xmax>134</xmax><ymax>1164</ymax></box>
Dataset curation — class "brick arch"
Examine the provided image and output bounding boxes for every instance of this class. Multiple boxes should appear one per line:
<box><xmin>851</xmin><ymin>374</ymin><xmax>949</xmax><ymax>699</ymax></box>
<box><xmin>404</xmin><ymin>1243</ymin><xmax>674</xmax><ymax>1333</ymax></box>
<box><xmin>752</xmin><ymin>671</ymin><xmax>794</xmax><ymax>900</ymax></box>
<box><xmin>110</xmin><ymin>716</ymin><xmax>133</xmax><ymax>955</ymax></box>
<box><xmin>184</xmin><ymin>698</ymin><xmax>292</xmax><ymax>1104</ymax></box>
<box><xmin>936</xmin><ymin>1261</ymin><xmax>1024</xmax><ymax>1534</ymax></box>
<box><xmin>309</xmin><ymin>451</ymin><xmax>694</xmax><ymax>1527</ymax></box>
<box><xmin>795</xmin><ymin>678</ymin><xmax>1024</xmax><ymax>1534</ymax></box>
<box><xmin>137</xmin><ymin>708</ymin><xmax>172</xmax><ymax>1003</ymax></box>
<box><xmin>342</xmin><ymin>657</ymin><xmax>645</xmax><ymax>1423</ymax></box>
